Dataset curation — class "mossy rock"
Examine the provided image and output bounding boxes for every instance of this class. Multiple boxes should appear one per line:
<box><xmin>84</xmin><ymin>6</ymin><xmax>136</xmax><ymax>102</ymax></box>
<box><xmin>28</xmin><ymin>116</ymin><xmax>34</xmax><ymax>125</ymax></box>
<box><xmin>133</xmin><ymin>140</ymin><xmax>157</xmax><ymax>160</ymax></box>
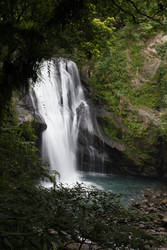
<box><xmin>88</xmin><ymin>24</ymin><xmax>167</xmax><ymax>177</ymax></box>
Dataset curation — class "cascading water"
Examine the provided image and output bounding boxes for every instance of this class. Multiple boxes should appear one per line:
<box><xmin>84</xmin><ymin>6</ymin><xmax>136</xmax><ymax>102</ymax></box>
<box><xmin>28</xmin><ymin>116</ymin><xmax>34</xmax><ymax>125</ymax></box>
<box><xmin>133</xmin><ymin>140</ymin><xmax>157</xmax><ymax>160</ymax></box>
<box><xmin>31</xmin><ymin>59</ymin><xmax>94</xmax><ymax>183</ymax></box>
<box><xmin>28</xmin><ymin>58</ymin><xmax>167</xmax><ymax>198</ymax></box>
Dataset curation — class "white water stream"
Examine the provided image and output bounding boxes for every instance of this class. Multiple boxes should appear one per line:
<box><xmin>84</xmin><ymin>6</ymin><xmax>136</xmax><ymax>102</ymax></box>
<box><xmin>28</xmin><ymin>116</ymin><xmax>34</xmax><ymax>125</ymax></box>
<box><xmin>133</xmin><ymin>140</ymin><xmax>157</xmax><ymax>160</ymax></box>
<box><xmin>31</xmin><ymin>59</ymin><xmax>94</xmax><ymax>183</ymax></box>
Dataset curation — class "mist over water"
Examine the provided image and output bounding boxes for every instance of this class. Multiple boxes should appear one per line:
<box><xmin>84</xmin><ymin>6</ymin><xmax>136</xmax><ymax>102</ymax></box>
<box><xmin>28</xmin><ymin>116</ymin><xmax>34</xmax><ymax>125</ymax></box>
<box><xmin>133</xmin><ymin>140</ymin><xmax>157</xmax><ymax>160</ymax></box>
<box><xmin>31</xmin><ymin>59</ymin><xmax>93</xmax><ymax>183</ymax></box>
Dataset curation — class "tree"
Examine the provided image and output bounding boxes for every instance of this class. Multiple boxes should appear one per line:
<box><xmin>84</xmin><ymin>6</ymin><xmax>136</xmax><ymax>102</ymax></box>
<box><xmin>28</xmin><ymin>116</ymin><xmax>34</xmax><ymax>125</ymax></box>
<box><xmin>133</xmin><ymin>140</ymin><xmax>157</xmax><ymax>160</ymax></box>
<box><xmin>0</xmin><ymin>0</ymin><xmax>87</xmax><ymax>110</ymax></box>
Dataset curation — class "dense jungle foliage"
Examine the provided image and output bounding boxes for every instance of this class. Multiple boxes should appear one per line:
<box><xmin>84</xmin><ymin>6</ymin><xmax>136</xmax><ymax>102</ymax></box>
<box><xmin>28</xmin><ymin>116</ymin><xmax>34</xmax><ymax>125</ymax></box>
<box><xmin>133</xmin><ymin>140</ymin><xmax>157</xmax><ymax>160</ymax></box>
<box><xmin>1</xmin><ymin>0</ymin><xmax>167</xmax><ymax>249</ymax></box>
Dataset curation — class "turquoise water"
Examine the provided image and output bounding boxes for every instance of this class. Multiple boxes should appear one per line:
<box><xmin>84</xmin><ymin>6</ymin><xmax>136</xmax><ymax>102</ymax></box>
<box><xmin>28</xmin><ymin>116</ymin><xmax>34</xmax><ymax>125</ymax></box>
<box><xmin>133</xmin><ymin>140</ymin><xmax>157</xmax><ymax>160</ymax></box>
<box><xmin>79</xmin><ymin>171</ymin><xmax>166</xmax><ymax>205</ymax></box>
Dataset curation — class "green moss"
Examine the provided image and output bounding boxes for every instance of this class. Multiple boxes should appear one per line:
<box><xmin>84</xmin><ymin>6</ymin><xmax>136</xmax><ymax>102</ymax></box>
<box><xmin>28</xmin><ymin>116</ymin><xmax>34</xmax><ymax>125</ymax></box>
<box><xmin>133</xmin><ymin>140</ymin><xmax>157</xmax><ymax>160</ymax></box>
<box><xmin>99</xmin><ymin>115</ymin><xmax>123</xmax><ymax>141</ymax></box>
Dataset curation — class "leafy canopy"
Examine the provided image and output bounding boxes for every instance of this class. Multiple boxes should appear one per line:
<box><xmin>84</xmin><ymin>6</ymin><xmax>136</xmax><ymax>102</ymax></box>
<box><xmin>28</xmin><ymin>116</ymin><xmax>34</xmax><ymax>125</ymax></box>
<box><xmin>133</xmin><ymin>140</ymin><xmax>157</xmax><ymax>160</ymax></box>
<box><xmin>0</xmin><ymin>0</ymin><xmax>166</xmax><ymax>106</ymax></box>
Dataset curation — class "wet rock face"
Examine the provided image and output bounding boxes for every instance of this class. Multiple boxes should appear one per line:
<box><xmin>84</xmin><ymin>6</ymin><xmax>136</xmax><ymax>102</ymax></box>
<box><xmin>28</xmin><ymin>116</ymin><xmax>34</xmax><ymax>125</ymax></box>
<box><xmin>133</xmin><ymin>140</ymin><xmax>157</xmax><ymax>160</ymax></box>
<box><xmin>17</xmin><ymin>95</ymin><xmax>46</xmax><ymax>129</ymax></box>
<box><xmin>77</xmin><ymin>131</ymin><xmax>135</xmax><ymax>175</ymax></box>
<box><xmin>32</xmin><ymin>113</ymin><xmax>47</xmax><ymax>134</ymax></box>
<box><xmin>16</xmin><ymin>97</ymin><xmax>34</xmax><ymax>125</ymax></box>
<box><xmin>78</xmin><ymin>81</ymin><xmax>136</xmax><ymax>175</ymax></box>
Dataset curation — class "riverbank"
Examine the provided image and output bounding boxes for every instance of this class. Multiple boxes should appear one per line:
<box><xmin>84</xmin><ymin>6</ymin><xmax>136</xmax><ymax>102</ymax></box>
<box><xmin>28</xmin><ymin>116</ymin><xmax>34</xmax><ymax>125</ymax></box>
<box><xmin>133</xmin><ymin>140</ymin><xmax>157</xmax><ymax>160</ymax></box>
<box><xmin>131</xmin><ymin>186</ymin><xmax>167</xmax><ymax>248</ymax></box>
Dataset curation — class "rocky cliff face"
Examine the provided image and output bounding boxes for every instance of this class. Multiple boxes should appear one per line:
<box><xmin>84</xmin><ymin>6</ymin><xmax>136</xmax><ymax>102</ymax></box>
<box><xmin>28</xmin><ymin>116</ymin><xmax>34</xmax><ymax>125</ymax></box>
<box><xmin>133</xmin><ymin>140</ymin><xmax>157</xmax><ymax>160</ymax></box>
<box><xmin>79</xmin><ymin>77</ymin><xmax>136</xmax><ymax>175</ymax></box>
<box><xmin>83</xmin><ymin>25</ymin><xmax>167</xmax><ymax>178</ymax></box>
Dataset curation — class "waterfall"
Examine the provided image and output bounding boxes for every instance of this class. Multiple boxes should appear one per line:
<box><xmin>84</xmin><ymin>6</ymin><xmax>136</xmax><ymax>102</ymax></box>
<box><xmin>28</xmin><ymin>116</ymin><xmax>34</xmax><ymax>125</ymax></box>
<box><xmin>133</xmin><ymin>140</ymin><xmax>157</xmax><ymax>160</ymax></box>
<box><xmin>31</xmin><ymin>59</ymin><xmax>94</xmax><ymax>183</ymax></box>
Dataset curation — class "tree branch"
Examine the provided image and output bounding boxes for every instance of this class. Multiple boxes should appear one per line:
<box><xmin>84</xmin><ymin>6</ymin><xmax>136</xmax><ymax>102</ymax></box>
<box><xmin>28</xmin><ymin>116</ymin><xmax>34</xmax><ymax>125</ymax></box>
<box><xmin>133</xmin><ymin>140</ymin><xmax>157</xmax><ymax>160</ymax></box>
<box><xmin>111</xmin><ymin>0</ymin><xmax>137</xmax><ymax>23</ymax></box>
<box><xmin>126</xmin><ymin>0</ymin><xmax>162</xmax><ymax>24</ymax></box>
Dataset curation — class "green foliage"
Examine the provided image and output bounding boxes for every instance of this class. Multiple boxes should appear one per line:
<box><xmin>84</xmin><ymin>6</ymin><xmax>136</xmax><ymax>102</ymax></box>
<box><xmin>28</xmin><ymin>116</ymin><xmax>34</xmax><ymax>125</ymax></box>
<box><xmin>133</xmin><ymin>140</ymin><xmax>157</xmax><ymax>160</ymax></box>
<box><xmin>100</xmin><ymin>115</ymin><xmax>123</xmax><ymax>141</ymax></box>
<box><xmin>90</xmin><ymin>24</ymin><xmax>145</xmax><ymax>112</ymax></box>
<box><xmin>0</xmin><ymin>0</ymin><xmax>165</xmax><ymax>108</ymax></box>
<box><xmin>0</xmin><ymin>183</ymin><xmax>164</xmax><ymax>250</ymax></box>
<box><xmin>0</xmin><ymin>185</ymin><xmax>54</xmax><ymax>250</ymax></box>
<box><xmin>130</xmin><ymin>83</ymin><xmax>159</xmax><ymax>108</ymax></box>
<box><xmin>0</xmin><ymin>101</ymin><xmax>49</xmax><ymax>188</ymax></box>
<box><xmin>156</xmin><ymin>42</ymin><xmax>167</xmax><ymax>59</ymax></box>
<box><xmin>151</xmin><ymin>64</ymin><xmax>167</xmax><ymax>109</ymax></box>
<box><xmin>0</xmin><ymin>101</ymin><xmax>52</xmax><ymax>249</ymax></box>
<box><xmin>19</xmin><ymin>121</ymin><xmax>37</xmax><ymax>142</ymax></box>
<box><xmin>0</xmin><ymin>99</ymin><xmax>18</xmax><ymax>127</ymax></box>
<box><xmin>0</xmin><ymin>0</ymin><xmax>122</xmax><ymax>124</ymax></box>
<box><xmin>90</xmin><ymin>21</ymin><xmax>167</xmax><ymax>172</ymax></box>
<box><xmin>0</xmin><ymin>126</ymin><xmax>48</xmax><ymax>187</ymax></box>
<box><xmin>0</xmin><ymin>102</ymin><xmax>165</xmax><ymax>250</ymax></box>
<box><xmin>130</xmin><ymin>42</ymin><xmax>144</xmax><ymax>73</ymax></box>
<box><xmin>1</xmin><ymin>2</ymin><xmax>167</xmax><ymax>249</ymax></box>
<box><xmin>50</xmin><ymin>184</ymin><xmax>164</xmax><ymax>249</ymax></box>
